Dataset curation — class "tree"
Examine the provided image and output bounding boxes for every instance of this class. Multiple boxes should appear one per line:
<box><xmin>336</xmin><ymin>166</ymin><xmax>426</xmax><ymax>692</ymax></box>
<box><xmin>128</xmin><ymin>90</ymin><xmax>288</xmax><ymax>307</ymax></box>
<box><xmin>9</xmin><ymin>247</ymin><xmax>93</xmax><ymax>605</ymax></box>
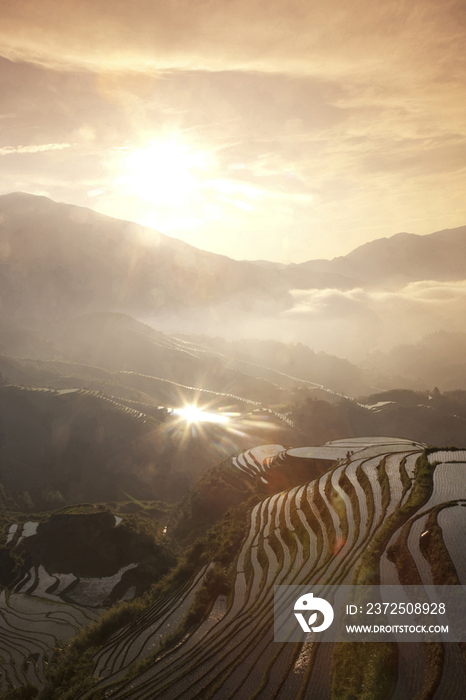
<box><xmin>44</xmin><ymin>490</ymin><xmax>65</xmax><ymax>507</ymax></box>
<box><xmin>20</xmin><ymin>491</ymin><xmax>35</xmax><ymax>512</ymax></box>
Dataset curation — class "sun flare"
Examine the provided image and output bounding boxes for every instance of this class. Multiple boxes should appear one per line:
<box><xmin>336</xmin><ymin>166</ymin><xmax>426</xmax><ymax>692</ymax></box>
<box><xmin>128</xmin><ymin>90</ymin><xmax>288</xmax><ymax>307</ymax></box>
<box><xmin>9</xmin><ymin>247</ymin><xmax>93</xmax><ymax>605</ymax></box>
<box><xmin>173</xmin><ymin>404</ymin><xmax>229</xmax><ymax>425</ymax></box>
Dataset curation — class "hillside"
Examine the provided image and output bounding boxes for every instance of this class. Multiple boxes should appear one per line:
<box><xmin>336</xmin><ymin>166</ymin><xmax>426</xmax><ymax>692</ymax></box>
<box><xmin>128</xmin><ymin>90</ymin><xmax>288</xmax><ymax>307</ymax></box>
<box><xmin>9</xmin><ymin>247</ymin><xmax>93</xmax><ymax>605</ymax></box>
<box><xmin>0</xmin><ymin>384</ymin><xmax>176</xmax><ymax>507</ymax></box>
<box><xmin>364</xmin><ymin>331</ymin><xmax>466</xmax><ymax>391</ymax></box>
<box><xmin>0</xmin><ymin>192</ymin><xmax>355</xmax><ymax>326</ymax></box>
<box><xmin>2</xmin><ymin>349</ymin><xmax>466</xmax><ymax>514</ymax></box>
<box><xmin>173</xmin><ymin>333</ymin><xmax>367</xmax><ymax>397</ymax></box>
<box><xmin>0</xmin><ymin>381</ymin><xmax>304</xmax><ymax>510</ymax></box>
<box><xmin>2</xmin><ymin>193</ymin><xmax>466</xmax><ymax>361</ymax></box>
<box><xmin>20</xmin><ymin>437</ymin><xmax>466</xmax><ymax>700</ymax></box>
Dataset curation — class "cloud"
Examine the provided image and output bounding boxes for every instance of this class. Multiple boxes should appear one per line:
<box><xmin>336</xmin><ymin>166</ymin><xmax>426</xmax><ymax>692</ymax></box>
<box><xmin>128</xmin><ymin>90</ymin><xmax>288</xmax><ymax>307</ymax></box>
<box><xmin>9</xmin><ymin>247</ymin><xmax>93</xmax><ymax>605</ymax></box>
<box><xmin>398</xmin><ymin>280</ymin><xmax>466</xmax><ymax>302</ymax></box>
<box><xmin>282</xmin><ymin>281</ymin><xmax>466</xmax><ymax>358</ymax></box>
<box><xmin>287</xmin><ymin>287</ymin><xmax>372</xmax><ymax>318</ymax></box>
<box><xmin>0</xmin><ymin>143</ymin><xmax>71</xmax><ymax>155</ymax></box>
<box><xmin>0</xmin><ymin>0</ymin><xmax>465</xmax><ymax>83</ymax></box>
<box><xmin>287</xmin><ymin>280</ymin><xmax>466</xmax><ymax>315</ymax></box>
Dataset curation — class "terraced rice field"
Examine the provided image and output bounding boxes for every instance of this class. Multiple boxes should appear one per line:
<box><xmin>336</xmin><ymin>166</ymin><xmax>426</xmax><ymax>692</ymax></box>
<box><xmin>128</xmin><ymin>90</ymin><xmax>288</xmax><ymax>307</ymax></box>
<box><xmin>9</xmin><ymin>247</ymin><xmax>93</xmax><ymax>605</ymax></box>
<box><xmin>437</xmin><ymin>506</ymin><xmax>466</xmax><ymax>582</ymax></box>
<box><xmin>91</xmin><ymin>566</ymin><xmax>211</xmax><ymax>685</ymax></box>
<box><xmin>0</xmin><ymin>589</ymin><xmax>100</xmax><ymax>694</ymax></box>
<box><xmin>231</xmin><ymin>444</ymin><xmax>285</xmax><ymax>481</ymax></box>
<box><xmin>0</xmin><ymin>516</ymin><xmax>133</xmax><ymax>692</ymax></box>
<box><xmin>13</xmin><ymin>562</ymin><xmax>138</xmax><ymax>607</ymax></box>
<box><xmin>428</xmin><ymin>450</ymin><xmax>466</xmax><ymax>463</ymax></box>
<box><xmin>6</xmin><ymin>437</ymin><xmax>466</xmax><ymax>699</ymax></box>
<box><xmin>68</xmin><ymin>436</ymin><xmax>466</xmax><ymax>700</ymax></box>
<box><xmin>13</xmin><ymin>385</ymin><xmax>151</xmax><ymax>424</ymax></box>
<box><xmin>231</xmin><ymin>437</ymin><xmax>426</xmax><ymax>485</ymax></box>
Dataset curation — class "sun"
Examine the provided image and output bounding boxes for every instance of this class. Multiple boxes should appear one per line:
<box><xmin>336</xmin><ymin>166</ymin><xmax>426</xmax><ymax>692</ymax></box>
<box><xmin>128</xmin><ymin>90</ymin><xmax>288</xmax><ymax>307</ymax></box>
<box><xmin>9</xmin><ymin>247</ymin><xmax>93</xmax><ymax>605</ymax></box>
<box><xmin>119</xmin><ymin>138</ymin><xmax>211</xmax><ymax>207</ymax></box>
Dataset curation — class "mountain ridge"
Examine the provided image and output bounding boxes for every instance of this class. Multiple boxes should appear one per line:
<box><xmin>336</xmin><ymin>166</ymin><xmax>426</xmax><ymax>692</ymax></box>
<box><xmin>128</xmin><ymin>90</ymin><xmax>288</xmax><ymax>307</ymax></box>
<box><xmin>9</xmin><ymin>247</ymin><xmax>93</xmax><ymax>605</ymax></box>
<box><xmin>2</xmin><ymin>192</ymin><xmax>466</xmax><ymax>360</ymax></box>
<box><xmin>297</xmin><ymin>224</ymin><xmax>466</xmax><ymax>287</ymax></box>
<box><xmin>4</xmin><ymin>192</ymin><xmax>466</xmax><ymax>325</ymax></box>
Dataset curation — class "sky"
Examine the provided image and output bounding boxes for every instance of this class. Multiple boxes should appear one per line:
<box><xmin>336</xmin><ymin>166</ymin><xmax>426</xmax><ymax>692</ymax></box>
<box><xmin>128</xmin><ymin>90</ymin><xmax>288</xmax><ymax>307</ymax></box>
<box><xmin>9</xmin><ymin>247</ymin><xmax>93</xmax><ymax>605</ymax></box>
<box><xmin>0</xmin><ymin>0</ymin><xmax>465</xmax><ymax>263</ymax></box>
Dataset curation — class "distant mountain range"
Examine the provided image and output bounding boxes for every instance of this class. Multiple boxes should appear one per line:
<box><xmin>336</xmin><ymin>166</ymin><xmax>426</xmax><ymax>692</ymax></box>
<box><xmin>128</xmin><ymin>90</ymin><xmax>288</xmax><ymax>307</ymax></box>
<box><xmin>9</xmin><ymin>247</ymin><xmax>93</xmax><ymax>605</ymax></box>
<box><xmin>2</xmin><ymin>192</ymin><xmax>466</xmax><ymax>362</ymax></box>
<box><xmin>2</xmin><ymin>191</ymin><xmax>466</xmax><ymax>376</ymax></box>
<box><xmin>297</xmin><ymin>226</ymin><xmax>466</xmax><ymax>287</ymax></box>
<box><xmin>2</xmin><ymin>191</ymin><xmax>466</xmax><ymax>316</ymax></box>
<box><xmin>0</xmin><ymin>192</ymin><xmax>355</xmax><ymax>322</ymax></box>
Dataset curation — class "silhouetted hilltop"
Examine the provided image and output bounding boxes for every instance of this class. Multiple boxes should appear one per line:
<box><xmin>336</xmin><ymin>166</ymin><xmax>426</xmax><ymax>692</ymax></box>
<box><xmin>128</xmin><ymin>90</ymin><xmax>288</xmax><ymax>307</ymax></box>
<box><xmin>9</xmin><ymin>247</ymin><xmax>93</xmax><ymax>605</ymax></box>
<box><xmin>0</xmin><ymin>192</ymin><xmax>355</xmax><ymax>325</ymax></box>
<box><xmin>298</xmin><ymin>225</ymin><xmax>466</xmax><ymax>288</ymax></box>
<box><xmin>364</xmin><ymin>330</ymin><xmax>466</xmax><ymax>391</ymax></box>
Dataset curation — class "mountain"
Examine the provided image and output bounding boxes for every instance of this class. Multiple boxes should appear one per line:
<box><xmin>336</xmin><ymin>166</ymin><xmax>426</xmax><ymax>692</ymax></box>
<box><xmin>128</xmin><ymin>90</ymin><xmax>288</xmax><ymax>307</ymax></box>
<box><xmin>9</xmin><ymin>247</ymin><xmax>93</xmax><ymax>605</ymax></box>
<box><xmin>2</xmin><ymin>194</ymin><xmax>465</xmax><ymax>318</ymax></box>
<box><xmin>298</xmin><ymin>225</ymin><xmax>466</xmax><ymax>288</ymax></box>
<box><xmin>2</xmin><ymin>192</ymin><xmax>466</xmax><ymax>361</ymax></box>
<box><xmin>0</xmin><ymin>192</ymin><xmax>356</xmax><ymax>327</ymax></box>
<box><xmin>0</xmin><ymin>192</ymin><xmax>265</xmax><ymax>321</ymax></box>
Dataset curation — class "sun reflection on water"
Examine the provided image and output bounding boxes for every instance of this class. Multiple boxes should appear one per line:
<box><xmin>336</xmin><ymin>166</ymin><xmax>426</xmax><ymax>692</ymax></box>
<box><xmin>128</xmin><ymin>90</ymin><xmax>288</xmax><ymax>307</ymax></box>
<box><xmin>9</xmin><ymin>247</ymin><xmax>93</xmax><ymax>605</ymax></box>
<box><xmin>172</xmin><ymin>404</ymin><xmax>231</xmax><ymax>425</ymax></box>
